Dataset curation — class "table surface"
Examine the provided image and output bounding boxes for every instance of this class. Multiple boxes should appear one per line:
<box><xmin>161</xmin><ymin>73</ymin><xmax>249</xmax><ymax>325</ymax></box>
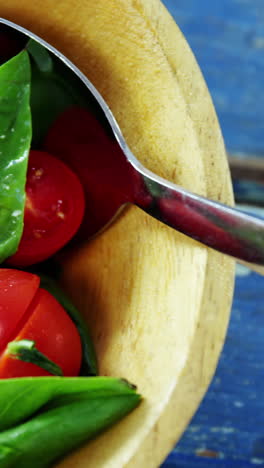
<box><xmin>160</xmin><ymin>1</ymin><xmax>264</xmax><ymax>467</ymax></box>
<box><xmin>162</xmin><ymin>0</ymin><xmax>264</xmax><ymax>158</ymax></box>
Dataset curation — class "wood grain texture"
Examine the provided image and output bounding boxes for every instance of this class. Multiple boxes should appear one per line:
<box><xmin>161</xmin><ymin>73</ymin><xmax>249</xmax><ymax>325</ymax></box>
<box><xmin>163</xmin><ymin>263</ymin><xmax>264</xmax><ymax>468</ymax></box>
<box><xmin>162</xmin><ymin>0</ymin><xmax>264</xmax><ymax>157</ymax></box>
<box><xmin>0</xmin><ymin>1</ymin><xmax>235</xmax><ymax>467</ymax></box>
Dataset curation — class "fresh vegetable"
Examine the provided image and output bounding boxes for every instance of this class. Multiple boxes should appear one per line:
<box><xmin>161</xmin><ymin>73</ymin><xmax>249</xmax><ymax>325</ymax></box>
<box><xmin>44</xmin><ymin>105</ymin><xmax>153</xmax><ymax>237</ymax></box>
<box><xmin>0</xmin><ymin>49</ymin><xmax>31</xmax><ymax>263</ymax></box>
<box><xmin>40</xmin><ymin>274</ymin><xmax>98</xmax><ymax>376</ymax></box>
<box><xmin>0</xmin><ymin>49</ymin><xmax>86</xmax><ymax>268</ymax></box>
<box><xmin>8</xmin><ymin>150</ymin><xmax>85</xmax><ymax>267</ymax></box>
<box><xmin>44</xmin><ymin>107</ymin><xmax>106</xmax><ymax>150</ymax></box>
<box><xmin>27</xmin><ymin>39</ymin><xmax>95</xmax><ymax>147</ymax></box>
<box><xmin>27</xmin><ymin>38</ymin><xmax>53</xmax><ymax>74</ymax></box>
<box><xmin>44</xmin><ymin>107</ymin><xmax>136</xmax><ymax>237</ymax></box>
<box><xmin>7</xmin><ymin>340</ymin><xmax>63</xmax><ymax>376</ymax></box>
<box><xmin>0</xmin><ymin>269</ymin><xmax>82</xmax><ymax>377</ymax></box>
<box><xmin>0</xmin><ymin>377</ymin><xmax>141</xmax><ymax>467</ymax></box>
<box><xmin>0</xmin><ymin>33</ymin><xmax>141</xmax><ymax>467</ymax></box>
<box><xmin>0</xmin><ymin>268</ymin><xmax>38</xmax><ymax>347</ymax></box>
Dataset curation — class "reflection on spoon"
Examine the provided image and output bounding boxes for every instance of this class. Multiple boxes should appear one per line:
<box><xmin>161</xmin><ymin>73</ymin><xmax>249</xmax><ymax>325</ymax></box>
<box><xmin>1</xmin><ymin>17</ymin><xmax>264</xmax><ymax>270</ymax></box>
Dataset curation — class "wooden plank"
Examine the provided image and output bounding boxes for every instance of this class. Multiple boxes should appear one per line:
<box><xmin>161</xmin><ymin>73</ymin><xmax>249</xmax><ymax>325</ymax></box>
<box><xmin>229</xmin><ymin>155</ymin><xmax>264</xmax><ymax>183</ymax></box>
<box><xmin>163</xmin><ymin>265</ymin><xmax>264</xmax><ymax>467</ymax></box>
<box><xmin>162</xmin><ymin>0</ymin><xmax>264</xmax><ymax>156</ymax></box>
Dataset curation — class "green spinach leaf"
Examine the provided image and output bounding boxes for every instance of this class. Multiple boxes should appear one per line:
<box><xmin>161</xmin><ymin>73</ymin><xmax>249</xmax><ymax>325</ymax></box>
<box><xmin>0</xmin><ymin>50</ymin><xmax>32</xmax><ymax>263</ymax></box>
<box><xmin>27</xmin><ymin>39</ymin><xmax>91</xmax><ymax>147</ymax></box>
<box><xmin>27</xmin><ymin>39</ymin><xmax>53</xmax><ymax>74</ymax></box>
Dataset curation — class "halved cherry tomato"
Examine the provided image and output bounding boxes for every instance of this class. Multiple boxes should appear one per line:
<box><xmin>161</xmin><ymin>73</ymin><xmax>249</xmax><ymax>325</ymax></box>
<box><xmin>44</xmin><ymin>107</ymin><xmax>151</xmax><ymax>238</ymax></box>
<box><xmin>8</xmin><ymin>150</ymin><xmax>85</xmax><ymax>267</ymax></box>
<box><xmin>0</xmin><ymin>269</ymin><xmax>39</xmax><ymax>350</ymax></box>
<box><xmin>0</xmin><ymin>269</ymin><xmax>82</xmax><ymax>377</ymax></box>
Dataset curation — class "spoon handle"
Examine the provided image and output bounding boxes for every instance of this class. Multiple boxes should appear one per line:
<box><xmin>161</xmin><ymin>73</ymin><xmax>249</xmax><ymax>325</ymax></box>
<box><xmin>134</xmin><ymin>167</ymin><xmax>264</xmax><ymax>267</ymax></box>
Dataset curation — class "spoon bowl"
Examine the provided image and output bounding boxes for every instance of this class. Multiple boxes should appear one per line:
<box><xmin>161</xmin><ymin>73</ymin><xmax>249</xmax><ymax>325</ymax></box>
<box><xmin>1</xmin><ymin>17</ymin><xmax>264</xmax><ymax>270</ymax></box>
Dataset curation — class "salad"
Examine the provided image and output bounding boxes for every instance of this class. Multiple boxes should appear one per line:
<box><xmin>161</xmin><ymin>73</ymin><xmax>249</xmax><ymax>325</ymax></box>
<box><xmin>0</xmin><ymin>25</ymin><xmax>141</xmax><ymax>467</ymax></box>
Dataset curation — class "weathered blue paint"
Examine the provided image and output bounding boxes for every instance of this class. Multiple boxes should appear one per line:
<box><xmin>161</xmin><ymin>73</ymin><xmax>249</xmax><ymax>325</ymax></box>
<box><xmin>157</xmin><ymin>2</ymin><xmax>264</xmax><ymax>466</ymax></box>
<box><xmin>234</xmin><ymin>181</ymin><xmax>264</xmax><ymax>205</ymax></box>
<box><xmin>162</xmin><ymin>263</ymin><xmax>264</xmax><ymax>467</ymax></box>
<box><xmin>162</xmin><ymin>0</ymin><xmax>264</xmax><ymax>156</ymax></box>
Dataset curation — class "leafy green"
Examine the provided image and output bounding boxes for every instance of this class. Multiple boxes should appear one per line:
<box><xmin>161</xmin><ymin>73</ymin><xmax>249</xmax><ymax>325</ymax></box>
<box><xmin>40</xmin><ymin>274</ymin><xmax>98</xmax><ymax>376</ymax></box>
<box><xmin>27</xmin><ymin>39</ymin><xmax>91</xmax><ymax>146</ymax></box>
<box><xmin>27</xmin><ymin>40</ymin><xmax>53</xmax><ymax>74</ymax></box>
<box><xmin>0</xmin><ymin>377</ymin><xmax>141</xmax><ymax>467</ymax></box>
<box><xmin>0</xmin><ymin>50</ymin><xmax>32</xmax><ymax>263</ymax></box>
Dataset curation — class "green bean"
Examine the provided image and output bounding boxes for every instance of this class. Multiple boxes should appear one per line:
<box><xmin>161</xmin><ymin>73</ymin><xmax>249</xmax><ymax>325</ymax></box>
<box><xmin>0</xmin><ymin>377</ymin><xmax>141</xmax><ymax>467</ymax></box>
<box><xmin>0</xmin><ymin>377</ymin><xmax>138</xmax><ymax>432</ymax></box>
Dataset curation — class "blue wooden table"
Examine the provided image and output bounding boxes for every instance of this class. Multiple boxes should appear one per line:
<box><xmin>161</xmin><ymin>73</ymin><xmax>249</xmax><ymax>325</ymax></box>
<box><xmin>163</xmin><ymin>261</ymin><xmax>264</xmax><ymax>468</ymax></box>
<box><xmin>160</xmin><ymin>1</ymin><xmax>264</xmax><ymax>467</ymax></box>
<box><xmin>162</xmin><ymin>0</ymin><xmax>264</xmax><ymax>157</ymax></box>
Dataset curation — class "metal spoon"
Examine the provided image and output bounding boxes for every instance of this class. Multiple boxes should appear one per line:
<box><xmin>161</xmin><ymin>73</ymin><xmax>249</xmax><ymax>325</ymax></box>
<box><xmin>1</xmin><ymin>17</ymin><xmax>264</xmax><ymax>270</ymax></box>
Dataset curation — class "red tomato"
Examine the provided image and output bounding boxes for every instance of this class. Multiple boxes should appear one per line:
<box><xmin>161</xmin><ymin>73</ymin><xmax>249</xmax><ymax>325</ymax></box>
<box><xmin>0</xmin><ymin>269</ymin><xmax>39</xmax><ymax>349</ymax></box>
<box><xmin>44</xmin><ymin>107</ymin><xmax>105</xmax><ymax>151</ymax></box>
<box><xmin>8</xmin><ymin>150</ymin><xmax>85</xmax><ymax>267</ymax></box>
<box><xmin>0</xmin><ymin>269</ymin><xmax>82</xmax><ymax>378</ymax></box>
<box><xmin>47</xmin><ymin>141</ymin><xmax>134</xmax><ymax>238</ymax></box>
<box><xmin>44</xmin><ymin>107</ymin><xmax>147</xmax><ymax>238</ymax></box>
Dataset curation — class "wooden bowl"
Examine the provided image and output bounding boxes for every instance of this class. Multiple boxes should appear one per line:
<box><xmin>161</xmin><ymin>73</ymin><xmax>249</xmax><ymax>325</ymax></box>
<box><xmin>0</xmin><ymin>1</ymin><xmax>235</xmax><ymax>466</ymax></box>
